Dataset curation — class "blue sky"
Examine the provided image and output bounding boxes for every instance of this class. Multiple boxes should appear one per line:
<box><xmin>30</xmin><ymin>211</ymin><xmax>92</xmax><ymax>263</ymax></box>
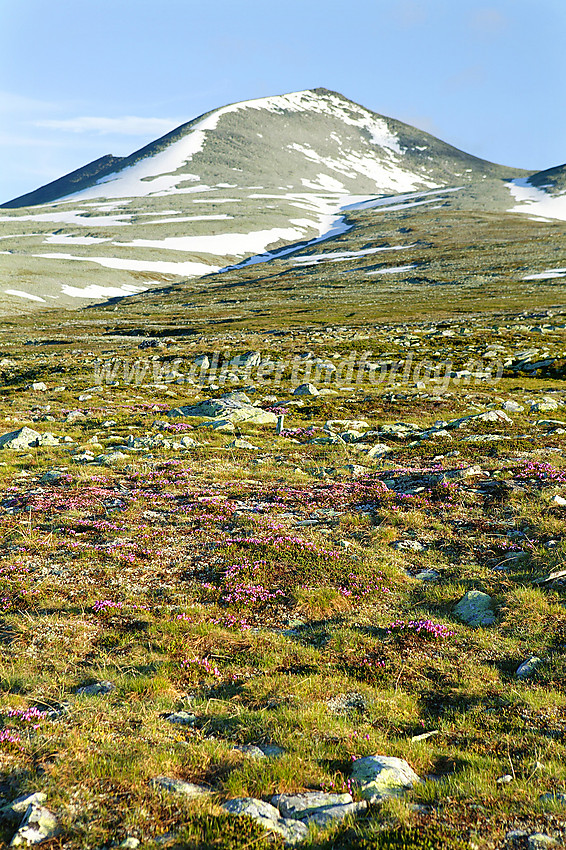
<box><xmin>1</xmin><ymin>0</ymin><xmax>565</xmax><ymax>202</ymax></box>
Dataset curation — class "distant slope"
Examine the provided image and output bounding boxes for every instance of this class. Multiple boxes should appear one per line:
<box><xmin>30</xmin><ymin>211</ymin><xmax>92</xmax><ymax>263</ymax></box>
<box><xmin>0</xmin><ymin>87</ymin><xmax>551</xmax><ymax>313</ymax></box>
<box><xmin>507</xmin><ymin>161</ymin><xmax>566</xmax><ymax>220</ymax></box>
<box><xmin>2</xmin><ymin>155</ymin><xmax>124</xmax><ymax>209</ymax></box>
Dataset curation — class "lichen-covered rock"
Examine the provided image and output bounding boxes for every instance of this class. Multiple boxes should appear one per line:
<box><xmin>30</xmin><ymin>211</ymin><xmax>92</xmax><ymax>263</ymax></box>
<box><xmin>0</xmin><ymin>794</ymin><xmax>46</xmax><ymax>823</ymax></box>
<box><xmin>10</xmin><ymin>804</ymin><xmax>58</xmax><ymax>846</ymax></box>
<box><xmin>293</xmin><ymin>383</ymin><xmax>319</xmax><ymax>397</ymax></box>
<box><xmin>528</xmin><ymin>834</ymin><xmax>557</xmax><ymax>850</ymax></box>
<box><xmin>0</xmin><ymin>427</ymin><xmax>41</xmax><ymax>450</ymax></box>
<box><xmin>351</xmin><ymin>754</ymin><xmax>420</xmax><ymax>802</ymax></box>
<box><xmin>271</xmin><ymin>792</ymin><xmax>366</xmax><ymax>826</ymax></box>
<box><xmin>453</xmin><ymin>590</ymin><xmax>496</xmax><ymax>626</ymax></box>
<box><xmin>169</xmin><ymin>393</ymin><xmax>276</xmax><ymax>425</ymax></box>
<box><xmin>150</xmin><ymin>776</ymin><xmax>210</xmax><ymax>798</ymax></box>
<box><xmin>222</xmin><ymin>798</ymin><xmax>308</xmax><ymax>845</ymax></box>
<box><xmin>234</xmin><ymin>744</ymin><xmax>285</xmax><ymax>759</ymax></box>
<box><xmin>272</xmin><ymin>791</ymin><xmax>352</xmax><ymax>818</ymax></box>
<box><xmin>165</xmin><ymin>710</ymin><xmax>196</xmax><ymax>726</ymax></box>
<box><xmin>76</xmin><ymin>680</ymin><xmax>115</xmax><ymax>696</ymax></box>
<box><xmin>516</xmin><ymin>656</ymin><xmax>542</xmax><ymax>679</ymax></box>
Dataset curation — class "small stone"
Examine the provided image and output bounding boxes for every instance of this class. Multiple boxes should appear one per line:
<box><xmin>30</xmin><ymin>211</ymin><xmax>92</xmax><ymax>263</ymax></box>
<box><xmin>72</xmin><ymin>451</ymin><xmax>95</xmax><ymax>463</ymax></box>
<box><xmin>414</xmin><ymin>569</ymin><xmax>440</xmax><ymax>582</ymax></box>
<box><xmin>453</xmin><ymin>590</ymin><xmax>496</xmax><ymax>627</ymax></box>
<box><xmin>36</xmin><ymin>432</ymin><xmax>59</xmax><ymax>446</ymax></box>
<box><xmin>119</xmin><ymin>838</ymin><xmax>140</xmax><ymax>849</ymax></box>
<box><xmin>0</xmin><ymin>794</ymin><xmax>47</xmax><ymax>821</ymax></box>
<box><xmin>539</xmin><ymin>791</ymin><xmax>566</xmax><ymax>805</ymax></box>
<box><xmin>76</xmin><ymin>680</ymin><xmax>115</xmax><ymax>696</ymax></box>
<box><xmin>95</xmin><ymin>451</ymin><xmax>128</xmax><ymax>466</ymax></box>
<box><xmin>198</xmin><ymin>418</ymin><xmax>235</xmax><ymax>433</ymax></box>
<box><xmin>40</xmin><ymin>469</ymin><xmax>65</xmax><ymax>484</ymax></box>
<box><xmin>234</xmin><ymin>745</ymin><xmax>266</xmax><ymax>759</ymax></box>
<box><xmin>326</xmin><ymin>692</ymin><xmax>370</xmax><ymax>715</ymax></box>
<box><xmin>477</xmin><ymin>410</ymin><xmax>513</xmax><ymax>424</ymax></box>
<box><xmin>150</xmin><ymin>777</ymin><xmax>210</xmax><ymax>798</ymax></box>
<box><xmin>234</xmin><ymin>744</ymin><xmax>284</xmax><ymax>759</ymax></box>
<box><xmin>367</xmin><ymin>443</ymin><xmax>392</xmax><ymax>459</ymax></box>
<box><xmin>272</xmin><ymin>791</ymin><xmax>352</xmax><ymax>819</ymax></box>
<box><xmin>502</xmin><ymin>400</ymin><xmax>524</xmax><ymax>412</ymax></box>
<box><xmin>180</xmin><ymin>436</ymin><xmax>200</xmax><ymax>448</ymax></box>
<box><xmin>341</xmin><ymin>464</ymin><xmax>369</xmax><ymax>477</ymax></box>
<box><xmin>531</xmin><ymin>400</ymin><xmax>559</xmax><ymax>413</ymax></box>
<box><xmin>300</xmin><ymin>802</ymin><xmax>367</xmax><ymax>827</ymax></box>
<box><xmin>351</xmin><ymin>754</ymin><xmax>420</xmax><ymax>802</ymax></box>
<box><xmin>227</xmin><ymin>439</ymin><xmax>260</xmax><ymax>451</ymax></box>
<box><xmin>326</xmin><ymin>419</ymin><xmax>369</xmax><ymax>431</ymax></box>
<box><xmin>391</xmin><ymin>540</ymin><xmax>424</xmax><ymax>552</ymax></box>
<box><xmin>165</xmin><ymin>711</ymin><xmax>196</xmax><ymax>726</ymax></box>
<box><xmin>507</xmin><ymin>830</ymin><xmax>529</xmax><ymax>845</ymax></box>
<box><xmin>552</xmin><ymin>495</ymin><xmax>566</xmax><ymax>507</ymax></box>
<box><xmin>516</xmin><ymin>656</ymin><xmax>542</xmax><ymax>679</ymax></box>
<box><xmin>496</xmin><ymin>774</ymin><xmax>513</xmax><ymax>785</ymax></box>
<box><xmin>293</xmin><ymin>383</ymin><xmax>319</xmax><ymax>397</ymax></box>
<box><xmin>31</xmin><ymin>382</ymin><xmax>48</xmax><ymax>392</ymax></box>
<box><xmin>528</xmin><ymin>834</ymin><xmax>557</xmax><ymax>850</ymax></box>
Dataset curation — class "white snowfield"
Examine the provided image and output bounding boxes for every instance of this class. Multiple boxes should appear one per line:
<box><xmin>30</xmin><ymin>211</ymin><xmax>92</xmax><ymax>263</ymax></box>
<box><xmin>292</xmin><ymin>244</ymin><xmax>416</xmax><ymax>266</ymax></box>
<box><xmin>117</xmin><ymin>226</ymin><xmax>309</xmax><ymax>256</ymax></box>
<box><xmin>523</xmin><ymin>267</ymin><xmax>566</xmax><ymax>280</ymax></box>
<box><xmin>366</xmin><ymin>264</ymin><xmax>417</xmax><ymax>275</ymax></box>
<box><xmin>32</xmin><ymin>253</ymin><xmax>219</xmax><ymax>277</ymax></box>
<box><xmin>507</xmin><ymin>178</ymin><xmax>566</xmax><ymax>221</ymax></box>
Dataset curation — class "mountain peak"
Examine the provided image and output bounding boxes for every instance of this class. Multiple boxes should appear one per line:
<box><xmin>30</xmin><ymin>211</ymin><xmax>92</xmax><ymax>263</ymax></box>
<box><xmin>0</xmin><ymin>87</ymin><xmax>557</xmax><ymax>312</ymax></box>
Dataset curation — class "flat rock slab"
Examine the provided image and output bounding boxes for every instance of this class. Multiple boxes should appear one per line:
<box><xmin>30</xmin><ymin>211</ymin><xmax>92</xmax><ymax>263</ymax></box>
<box><xmin>76</xmin><ymin>681</ymin><xmax>115</xmax><ymax>696</ymax></box>
<box><xmin>272</xmin><ymin>791</ymin><xmax>352</xmax><ymax>818</ymax></box>
<box><xmin>272</xmin><ymin>792</ymin><xmax>367</xmax><ymax>827</ymax></box>
<box><xmin>453</xmin><ymin>590</ymin><xmax>496</xmax><ymax>626</ymax></box>
<box><xmin>150</xmin><ymin>777</ymin><xmax>210</xmax><ymax>798</ymax></box>
<box><xmin>222</xmin><ymin>798</ymin><xmax>308</xmax><ymax>845</ymax></box>
<box><xmin>234</xmin><ymin>744</ymin><xmax>285</xmax><ymax>759</ymax></box>
<box><xmin>351</xmin><ymin>755</ymin><xmax>420</xmax><ymax>802</ymax></box>
<box><xmin>169</xmin><ymin>393</ymin><xmax>276</xmax><ymax>425</ymax></box>
<box><xmin>165</xmin><ymin>711</ymin><xmax>197</xmax><ymax>726</ymax></box>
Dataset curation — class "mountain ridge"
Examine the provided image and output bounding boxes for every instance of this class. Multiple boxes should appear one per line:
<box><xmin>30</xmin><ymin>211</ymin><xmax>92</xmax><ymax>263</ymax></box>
<box><xmin>0</xmin><ymin>87</ymin><xmax>563</xmax><ymax>313</ymax></box>
<box><xmin>1</xmin><ymin>87</ymin><xmax>529</xmax><ymax>209</ymax></box>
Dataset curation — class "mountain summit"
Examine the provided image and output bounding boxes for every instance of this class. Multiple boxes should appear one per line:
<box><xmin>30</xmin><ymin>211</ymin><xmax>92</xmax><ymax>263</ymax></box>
<box><xmin>0</xmin><ymin>88</ymin><xmax>562</xmax><ymax>311</ymax></box>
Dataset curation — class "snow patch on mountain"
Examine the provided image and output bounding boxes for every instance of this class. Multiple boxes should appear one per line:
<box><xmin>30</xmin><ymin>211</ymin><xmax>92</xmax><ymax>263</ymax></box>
<box><xmin>507</xmin><ymin>178</ymin><xmax>566</xmax><ymax>221</ymax></box>
<box><xmin>33</xmin><ymin>253</ymin><xmax>219</xmax><ymax>276</ymax></box>
<box><xmin>117</xmin><ymin>226</ymin><xmax>308</xmax><ymax>256</ymax></box>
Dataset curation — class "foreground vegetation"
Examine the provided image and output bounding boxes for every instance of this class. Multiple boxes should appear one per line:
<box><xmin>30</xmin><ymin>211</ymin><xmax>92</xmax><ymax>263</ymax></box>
<box><xmin>0</xmin><ymin>202</ymin><xmax>565</xmax><ymax>849</ymax></box>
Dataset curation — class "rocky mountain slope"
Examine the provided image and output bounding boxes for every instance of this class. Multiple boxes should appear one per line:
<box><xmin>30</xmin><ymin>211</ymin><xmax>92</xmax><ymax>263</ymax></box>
<box><xmin>1</xmin><ymin>87</ymin><xmax>558</xmax><ymax>312</ymax></box>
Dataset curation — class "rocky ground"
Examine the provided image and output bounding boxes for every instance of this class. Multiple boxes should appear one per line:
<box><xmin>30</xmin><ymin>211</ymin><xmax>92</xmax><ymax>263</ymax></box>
<box><xmin>0</xmin><ymin>302</ymin><xmax>564</xmax><ymax>850</ymax></box>
<box><xmin>0</xmin><ymin>195</ymin><xmax>565</xmax><ymax>848</ymax></box>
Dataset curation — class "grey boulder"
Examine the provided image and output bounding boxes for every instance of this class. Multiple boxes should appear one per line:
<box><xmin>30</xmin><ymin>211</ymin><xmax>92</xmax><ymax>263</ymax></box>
<box><xmin>351</xmin><ymin>754</ymin><xmax>420</xmax><ymax>802</ymax></box>
<box><xmin>0</xmin><ymin>427</ymin><xmax>41</xmax><ymax>450</ymax></box>
<box><xmin>453</xmin><ymin>590</ymin><xmax>496</xmax><ymax>626</ymax></box>
<box><xmin>222</xmin><ymin>798</ymin><xmax>308</xmax><ymax>845</ymax></box>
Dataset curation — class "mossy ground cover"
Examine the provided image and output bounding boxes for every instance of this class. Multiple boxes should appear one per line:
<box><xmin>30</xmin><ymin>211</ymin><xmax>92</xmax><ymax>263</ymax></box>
<box><xmin>0</xmin><ymin>202</ymin><xmax>564</xmax><ymax>848</ymax></box>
